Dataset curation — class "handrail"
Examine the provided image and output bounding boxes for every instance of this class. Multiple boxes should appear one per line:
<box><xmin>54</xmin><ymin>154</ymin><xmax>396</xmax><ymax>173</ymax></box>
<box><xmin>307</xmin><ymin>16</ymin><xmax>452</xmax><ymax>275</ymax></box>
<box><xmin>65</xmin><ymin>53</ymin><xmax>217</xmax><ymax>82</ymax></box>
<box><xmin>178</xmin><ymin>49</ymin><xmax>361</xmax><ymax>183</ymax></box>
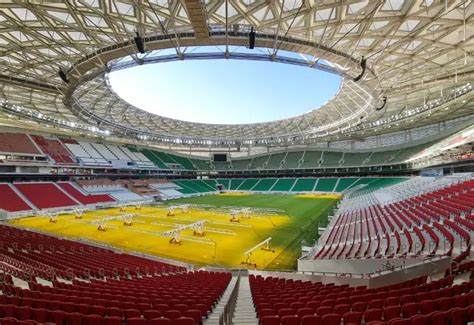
<box><xmin>219</xmin><ymin>270</ymin><xmax>241</xmax><ymax>325</ymax></box>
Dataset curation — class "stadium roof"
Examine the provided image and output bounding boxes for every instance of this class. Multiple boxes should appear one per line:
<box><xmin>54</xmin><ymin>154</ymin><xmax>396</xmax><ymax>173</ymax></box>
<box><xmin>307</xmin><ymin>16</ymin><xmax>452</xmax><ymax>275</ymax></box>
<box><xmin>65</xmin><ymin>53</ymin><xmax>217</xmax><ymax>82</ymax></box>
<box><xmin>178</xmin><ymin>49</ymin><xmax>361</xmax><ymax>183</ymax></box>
<box><xmin>0</xmin><ymin>0</ymin><xmax>472</xmax><ymax>147</ymax></box>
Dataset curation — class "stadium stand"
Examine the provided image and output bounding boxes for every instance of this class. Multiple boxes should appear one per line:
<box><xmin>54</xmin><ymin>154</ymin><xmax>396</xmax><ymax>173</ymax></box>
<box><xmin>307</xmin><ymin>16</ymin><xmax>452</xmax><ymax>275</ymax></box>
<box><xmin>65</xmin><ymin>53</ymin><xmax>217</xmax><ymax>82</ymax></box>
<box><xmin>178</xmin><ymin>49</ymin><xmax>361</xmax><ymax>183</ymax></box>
<box><xmin>249</xmin><ymin>273</ymin><xmax>473</xmax><ymax>325</ymax></box>
<box><xmin>77</xmin><ymin>180</ymin><xmax>147</xmax><ymax>203</ymax></box>
<box><xmin>310</xmin><ymin>175</ymin><xmax>473</xmax><ymax>261</ymax></box>
<box><xmin>0</xmin><ymin>225</ymin><xmax>231</xmax><ymax>324</ymax></box>
<box><xmin>0</xmin><ymin>184</ymin><xmax>33</xmax><ymax>212</ymax></box>
<box><xmin>0</xmin><ymin>133</ymin><xmax>41</xmax><ymax>155</ymax></box>
<box><xmin>320</xmin><ymin>151</ymin><xmax>343</xmax><ymax>167</ymax></box>
<box><xmin>290</xmin><ymin>178</ymin><xmax>317</xmax><ymax>192</ymax></box>
<box><xmin>30</xmin><ymin>135</ymin><xmax>75</xmax><ymax>165</ymax></box>
<box><xmin>282</xmin><ymin>152</ymin><xmax>304</xmax><ymax>169</ymax></box>
<box><xmin>14</xmin><ymin>183</ymin><xmax>79</xmax><ymax>210</ymax></box>
<box><xmin>170</xmin><ymin>177</ymin><xmax>409</xmax><ymax>196</ymax></box>
<box><xmin>272</xmin><ymin>178</ymin><xmax>297</xmax><ymax>192</ymax></box>
<box><xmin>57</xmin><ymin>182</ymin><xmax>115</xmax><ymax>205</ymax></box>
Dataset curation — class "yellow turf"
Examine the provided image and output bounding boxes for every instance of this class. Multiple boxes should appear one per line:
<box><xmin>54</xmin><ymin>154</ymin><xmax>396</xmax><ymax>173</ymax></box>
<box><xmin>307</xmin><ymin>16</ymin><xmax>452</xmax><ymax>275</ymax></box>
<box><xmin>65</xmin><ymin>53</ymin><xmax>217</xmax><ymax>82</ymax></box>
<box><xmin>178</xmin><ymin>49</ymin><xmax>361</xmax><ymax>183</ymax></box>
<box><xmin>295</xmin><ymin>193</ymin><xmax>342</xmax><ymax>199</ymax></box>
<box><xmin>9</xmin><ymin>206</ymin><xmax>292</xmax><ymax>269</ymax></box>
<box><xmin>217</xmin><ymin>192</ymin><xmax>250</xmax><ymax>196</ymax></box>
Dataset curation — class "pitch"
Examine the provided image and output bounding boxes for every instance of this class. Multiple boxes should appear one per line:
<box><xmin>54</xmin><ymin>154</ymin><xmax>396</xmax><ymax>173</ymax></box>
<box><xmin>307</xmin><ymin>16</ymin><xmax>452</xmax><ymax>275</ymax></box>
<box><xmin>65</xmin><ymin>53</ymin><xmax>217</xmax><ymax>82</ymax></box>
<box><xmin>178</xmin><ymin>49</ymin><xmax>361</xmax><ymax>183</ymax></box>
<box><xmin>9</xmin><ymin>194</ymin><xmax>338</xmax><ymax>270</ymax></box>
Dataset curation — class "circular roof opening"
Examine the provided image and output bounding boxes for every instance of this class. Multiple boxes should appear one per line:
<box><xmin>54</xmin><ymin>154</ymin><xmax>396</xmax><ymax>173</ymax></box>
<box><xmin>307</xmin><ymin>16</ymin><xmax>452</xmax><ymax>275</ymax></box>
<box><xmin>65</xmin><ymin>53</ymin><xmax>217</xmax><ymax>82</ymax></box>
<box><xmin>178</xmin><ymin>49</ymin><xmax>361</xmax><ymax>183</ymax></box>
<box><xmin>108</xmin><ymin>59</ymin><xmax>341</xmax><ymax>125</ymax></box>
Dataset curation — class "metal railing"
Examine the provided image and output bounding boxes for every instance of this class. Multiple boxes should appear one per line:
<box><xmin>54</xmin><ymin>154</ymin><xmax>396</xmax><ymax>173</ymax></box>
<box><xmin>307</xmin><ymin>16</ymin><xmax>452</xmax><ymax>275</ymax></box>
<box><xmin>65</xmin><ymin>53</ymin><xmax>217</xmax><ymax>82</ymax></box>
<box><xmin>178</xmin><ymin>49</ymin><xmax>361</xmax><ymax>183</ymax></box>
<box><xmin>219</xmin><ymin>271</ymin><xmax>241</xmax><ymax>325</ymax></box>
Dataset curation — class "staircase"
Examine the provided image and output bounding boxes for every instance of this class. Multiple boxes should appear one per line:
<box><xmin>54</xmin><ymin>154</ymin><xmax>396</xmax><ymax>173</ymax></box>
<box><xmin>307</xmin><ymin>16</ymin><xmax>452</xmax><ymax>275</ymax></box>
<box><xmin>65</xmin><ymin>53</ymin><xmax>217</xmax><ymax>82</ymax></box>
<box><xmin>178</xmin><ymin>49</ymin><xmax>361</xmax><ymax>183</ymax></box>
<box><xmin>232</xmin><ymin>275</ymin><xmax>258</xmax><ymax>324</ymax></box>
<box><xmin>205</xmin><ymin>275</ymin><xmax>239</xmax><ymax>324</ymax></box>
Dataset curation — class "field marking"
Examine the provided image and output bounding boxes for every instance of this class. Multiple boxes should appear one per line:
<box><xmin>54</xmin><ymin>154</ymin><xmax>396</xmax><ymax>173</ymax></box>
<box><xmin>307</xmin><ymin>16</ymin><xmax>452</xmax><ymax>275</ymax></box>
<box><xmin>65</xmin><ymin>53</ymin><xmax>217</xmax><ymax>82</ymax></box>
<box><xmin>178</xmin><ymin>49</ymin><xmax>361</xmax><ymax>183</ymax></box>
<box><xmin>141</xmin><ymin>214</ymin><xmax>253</xmax><ymax>228</ymax></box>
<box><xmin>124</xmin><ymin>228</ymin><xmax>215</xmax><ymax>245</ymax></box>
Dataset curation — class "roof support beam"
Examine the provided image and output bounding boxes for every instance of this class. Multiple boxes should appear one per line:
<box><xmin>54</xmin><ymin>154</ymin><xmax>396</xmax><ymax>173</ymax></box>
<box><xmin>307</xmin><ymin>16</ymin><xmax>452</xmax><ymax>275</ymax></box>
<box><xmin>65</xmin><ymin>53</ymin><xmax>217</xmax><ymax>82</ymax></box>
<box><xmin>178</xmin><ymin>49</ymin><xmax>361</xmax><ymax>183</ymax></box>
<box><xmin>183</xmin><ymin>0</ymin><xmax>209</xmax><ymax>39</ymax></box>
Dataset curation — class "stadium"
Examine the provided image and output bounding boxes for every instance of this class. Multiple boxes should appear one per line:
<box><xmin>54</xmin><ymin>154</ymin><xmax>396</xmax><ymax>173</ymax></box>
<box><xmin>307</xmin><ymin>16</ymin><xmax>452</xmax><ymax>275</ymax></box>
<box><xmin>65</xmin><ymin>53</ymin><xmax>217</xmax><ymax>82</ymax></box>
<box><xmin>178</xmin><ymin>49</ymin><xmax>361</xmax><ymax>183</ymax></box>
<box><xmin>0</xmin><ymin>0</ymin><xmax>473</xmax><ymax>324</ymax></box>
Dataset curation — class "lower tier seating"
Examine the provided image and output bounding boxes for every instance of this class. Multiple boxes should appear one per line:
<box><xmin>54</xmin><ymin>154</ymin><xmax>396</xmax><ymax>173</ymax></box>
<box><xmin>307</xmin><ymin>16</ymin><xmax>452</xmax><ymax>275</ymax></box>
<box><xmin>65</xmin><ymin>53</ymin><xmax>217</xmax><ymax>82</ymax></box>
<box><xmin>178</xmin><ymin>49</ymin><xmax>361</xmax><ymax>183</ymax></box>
<box><xmin>0</xmin><ymin>184</ymin><xmax>31</xmax><ymax>212</ymax></box>
<box><xmin>57</xmin><ymin>182</ymin><xmax>115</xmax><ymax>205</ymax></box>
<box><xmin>312</xmin><ymin>178</ymin><xmax>473</xmax><ymax>261</ymax></box>
<box><xmin>250</xmin><ymin>274</ymin><xmax>474</xmax><ymax>325</ymax></box>
<box><xmin>14</xmin><ymin>183</ymin><xmax>79</xmax><ymax>209</ymax></box>
<box><xmin>0</xmin><ymin>225</ymin><xmax>230</xmax><ymax>324</ymax></box>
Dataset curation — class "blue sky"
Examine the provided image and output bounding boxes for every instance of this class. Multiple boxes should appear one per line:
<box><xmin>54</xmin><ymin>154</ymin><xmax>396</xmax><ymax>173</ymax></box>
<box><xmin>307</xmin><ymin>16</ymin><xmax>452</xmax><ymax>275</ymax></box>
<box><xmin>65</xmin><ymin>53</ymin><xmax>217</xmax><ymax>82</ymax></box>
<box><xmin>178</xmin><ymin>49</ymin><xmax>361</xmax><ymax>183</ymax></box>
<box><xmin>108</xmin><ymin>59</ymin><xmax>341</xmax><ymax>124</ymax></box>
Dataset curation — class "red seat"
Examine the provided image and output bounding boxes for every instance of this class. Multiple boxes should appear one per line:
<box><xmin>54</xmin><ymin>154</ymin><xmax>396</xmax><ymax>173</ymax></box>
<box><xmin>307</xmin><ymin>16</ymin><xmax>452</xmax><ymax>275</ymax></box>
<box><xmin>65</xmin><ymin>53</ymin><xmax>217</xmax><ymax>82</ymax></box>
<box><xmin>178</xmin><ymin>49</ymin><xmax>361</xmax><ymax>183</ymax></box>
<box><xmin>191</xmin><ymin>304</ymin><xmax>208</xmax><ymax>317</ymax></box>
<box><xmin>77</xmin><ymin>304</ymin><xmax>90</xmax><ymax>314</ymax></box>
<box><xmin>306</xmin><ymin>301</ymin><xmax>320</xmax><ymax>310</ymax></box>
<box><xmin>175</xmin><ymin>317</ymin><xmax>195</xmax><ymax>325</ymax></box>
<box><xmin>127</xmin><ymin>317</ymin><xmax>147</xmax><ymax>325</ymax></box>
<box><xmin>334</xmin><ymin>304</ymin><xmax>350</xmax><ymax>316</ymax></box>
<box><xmin>259</xmin><ymin>309</ymin><xmax>276</xmax><ymax>317</ymax></box>
<box><xmin>352</xmin><ymin>302</ymin><xmax>368</xmax><ymax>312</ymax></box>
<box><xmin>183</xmin><ymin>310</ymin><xmax>201</xmax><ymax>323</ymax></box>
<box><xmin>316</xmin><ymin>306</ymin><xmax>333</xmax><ymax>316</ymax></box>
<box><xmin>124</xmin><ymin>309</ymin><xmax>141</xmax><ymax>319</ymax></box>
<box><xmin>163</xmin><ymin>310</ymin><xmax>181</xmax><ymax>320</ymax></box>
<box><xmin>401</xmin><ymin>302</ymin><xmax>419</xmax><ymax>318</ymax></box>
<box><xmin>107</xmin><ymin>307</ymin><xmax>122</xmax><ymax>318</ymax></box>
<box><xmin>384</xmin><ymin>305</ymin><xmax>401</xmax><ymax>321</ymax></box>
<box><xmin>65</xmin><ymin>312</ymin><xmax>82</xmax><ymax>325</ymax></box>
<box><xmin>419</xmin><ymin>300</ymin><xmax>436</xmax><ymax>315</ymax></box>
<box><xmin>343</xmin><ymin>311</ymin><xmax>363</xmax><ymax>324</ymax></box>
<box><xmin>430</xmin><ymin>311</ymin><xmax>450</xmax><ymax>325</ymax></box>
<box><xmin>144</xmin><ymin>310</ymin><xmax>161</xmax><ymax>320</ymax></box>
<box><xmin>261</xmin><ymin>315</ymin><xmax>280</xmax><ymax>325</ymax></box>
<box><xmin>15</xmin><ymin>306</ymin><xmax>31</xmax><ymax>320</ymax></box>
<box><xmin>449</xmin><ymin>307</ymin><xmax>468</xmax><ymax>325</ymax></box>
<box><xmin>468</xmin><ymin>305</ymin><xmax>474</xmax><ymax>322</ymax></box>
<box><xmin>154</xmin><ymin>304</ymin><xmax>170</xmax><ymax>313</ymax></box>
<box><xmin>364</xmin><ymin>308</ymin><xmax>383</xmax><ymax>322</ymax></box>
<box><xmin>83</xmin><ymin>314</ymin><xmax>103</xmax><ymax>325</ymax></box>
<box><xmin>384</xmin><ymin>297</ymin><xmax>399</xmax><ymax>307</ymax></box>
<box><xmin>174</xmin><ymin>304</ymin><xmax>188</xmax><ymax>314</ymax></box>
<box><xmin>454</xmin><ymin>295</ymin><xmax>468</xmax><ymax>308</ymax></box>
<box><xmin>1</xmin><ymin>305</ymin><xmax>15</xmax><ymax>317</ymax></box>
<box><xmin>0</xmin><ymin>318</ymin><xmax>17</xmax><ymax>325</ymax></box>
<box><xmin>296</xmin><ymin>308</ymin><xmax>315</xmax><ymax>317</ymax></box>
<box><xmin>389</xmin><ymin>318</ymin><xmax>410</xmax><ymax>325</ymax></box>
<box><xmin>104</xmin><ymin>316</ymin><xmax>122</xmax><ymax>325</ymax></box>
<box><xmin>49</xmin><ymin>310</ymin><xmax>66</xmax><ymax>324</ymax></box>
<box><xmin>290</xmin><ymin>302</ymin><xmax>305</xmax><ymax>310</ymax></box>
<box><xmin>437</xmin><ymin>297</ymin><xmax>454</xmax><ymax>311</ymax></box>
<box><xmin>150</xmin><ymin>318</ymin><xmax>172</xmax><ymax>325</ymax></box>
<box><xmin>90</xmin><ymin>305</ymin><xmax>107</xmax><ymax>317</ymax></box>
<box><xmin>278</xmin><ymin>308</ymin><xmax>296</xmax><ymax>317</ymax></box>
<box><xmin>368</xmin><ymin>299</ymin><xmax>384</xmax><ymax>309</ymax></box>
<box><xmin>399</xmin><ymin>295</ymin><xmax>414</xmax><ymax>305</ymax></box>
<box><xmin>281</xmin><ymin>315</ymin><xmax>301</xmax><ymax>325</ymax></box>
<box><xmin>410</xmin><ymin>314</ymin><xmax>429</xmax><ymax>325</ymax></box>
<box><xmin>321</xmin><ymin>313</ymin><xmax>341</xmax><ymax>325</ymax></box>
<box><xmin>301</xmin><ymin>314</ymin><xmax>320</xmax><ymax>325</ymax></box>
<box><xmin>31</xmin><ymin>309</ymin><xmax>48</xmax><ymax>323</ymax></box>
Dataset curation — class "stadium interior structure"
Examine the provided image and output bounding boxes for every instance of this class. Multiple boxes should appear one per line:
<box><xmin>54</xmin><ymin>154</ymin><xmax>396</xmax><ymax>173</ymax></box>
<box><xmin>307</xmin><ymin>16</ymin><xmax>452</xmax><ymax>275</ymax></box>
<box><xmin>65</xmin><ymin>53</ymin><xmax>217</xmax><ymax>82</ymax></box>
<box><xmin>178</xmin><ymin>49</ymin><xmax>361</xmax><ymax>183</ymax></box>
<box><xmin>0</xmin><ymin>1</ymin><xmax>473</xmax><ymax>324</ymax></box>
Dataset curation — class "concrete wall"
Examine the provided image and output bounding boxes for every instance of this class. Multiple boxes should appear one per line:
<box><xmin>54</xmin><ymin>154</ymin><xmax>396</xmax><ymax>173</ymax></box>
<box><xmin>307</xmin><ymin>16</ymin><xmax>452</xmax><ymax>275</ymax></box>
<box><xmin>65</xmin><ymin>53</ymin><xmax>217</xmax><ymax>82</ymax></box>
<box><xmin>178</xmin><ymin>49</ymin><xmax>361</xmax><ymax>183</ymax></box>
<box><xmin>252</xmin><ymin>256</ymin><xmax>451</xmax><ymax>289</ymax></box>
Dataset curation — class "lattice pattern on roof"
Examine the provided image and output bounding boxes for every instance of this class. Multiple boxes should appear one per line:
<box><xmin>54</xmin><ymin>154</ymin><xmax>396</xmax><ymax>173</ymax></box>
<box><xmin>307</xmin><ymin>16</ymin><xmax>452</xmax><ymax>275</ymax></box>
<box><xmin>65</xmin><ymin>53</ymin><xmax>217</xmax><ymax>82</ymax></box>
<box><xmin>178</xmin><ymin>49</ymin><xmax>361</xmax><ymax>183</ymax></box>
<box><xmin>0</xmin><ymin>0</ymin><xmax>471</xmax><ymax>146</ymax></box>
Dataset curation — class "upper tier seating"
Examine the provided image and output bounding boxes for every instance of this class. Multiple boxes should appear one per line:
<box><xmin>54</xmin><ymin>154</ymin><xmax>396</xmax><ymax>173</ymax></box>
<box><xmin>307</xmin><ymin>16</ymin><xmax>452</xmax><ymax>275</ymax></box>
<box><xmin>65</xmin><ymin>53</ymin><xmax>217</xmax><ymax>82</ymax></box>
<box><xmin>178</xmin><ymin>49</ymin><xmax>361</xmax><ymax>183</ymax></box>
<box><xmin>283</xmin><ymin>152</ymin><xmax>304</xmax><ymax>169</ymax></box>
<box><xmin>77</xmin><ymin>180</ymin><xmax>146</xmax><ymax>202</ymax></box>
<box><xmin>172</xmin><ymin>178</ymin><xmax>408</xmax><ymax>196</ymax></box>
<box><xmin>312</xmin><ymin>176</ymin><xmax>473</xmax><ymax>261</ymax></box>
<box><xmin>57</xmin><ymin>182</ymin><xmax>114</xmax><ymax>205</ymax></box>
<box><xmin>63</xmin><ymin>142</ymin><xmax>110</xmax><ymax>166</ymax></box>
<box><xmin>14</xmin><ymin>183</ymin><xmax>79</xmax><ymax>210</ymax></box>
<box><xmin>250</xmin><ymin>274</ymin><xmax>473</xmax><ymax>325</ymax></box>
<box><xmin>0</xmin><ymin>225</ymin><xmax>231</xmax><ymax>324</ymax></box>
<box><xmin>30</xmin><ymin>135</ymin><xmax>75</xmax><ymax>165</ymax></box>
<box><xmin>173</xmin><ymin>180</ymin><xmax>216</xmax><ymax>194</ymax></box>
<box><xmin>0</xmin><ymin>184</ymin><xmax>32</xmax><ymax>212</ymax></box>
<box><xmin>0</xmin><ymin>133</ymin><xmax>40</xmax><ymax>155</ymax></box>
